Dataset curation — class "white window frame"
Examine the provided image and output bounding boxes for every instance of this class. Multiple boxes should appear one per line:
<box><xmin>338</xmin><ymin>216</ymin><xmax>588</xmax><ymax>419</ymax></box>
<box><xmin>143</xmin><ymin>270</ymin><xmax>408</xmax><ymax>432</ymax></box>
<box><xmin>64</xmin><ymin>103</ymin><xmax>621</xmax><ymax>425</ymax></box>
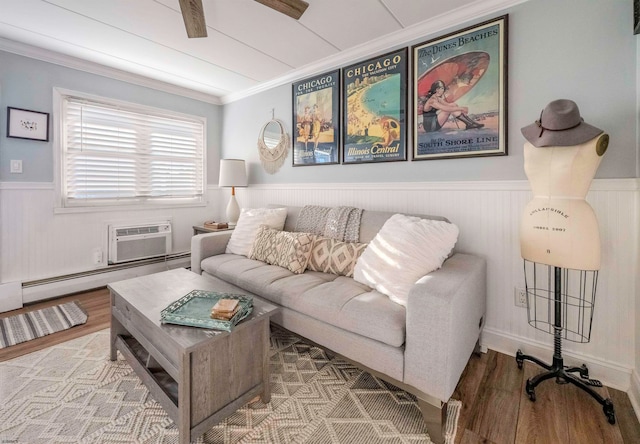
<box><xmin>53</xmin><ymin>88</ymin><xmax>206</xmax><ymax>212</ymax></box>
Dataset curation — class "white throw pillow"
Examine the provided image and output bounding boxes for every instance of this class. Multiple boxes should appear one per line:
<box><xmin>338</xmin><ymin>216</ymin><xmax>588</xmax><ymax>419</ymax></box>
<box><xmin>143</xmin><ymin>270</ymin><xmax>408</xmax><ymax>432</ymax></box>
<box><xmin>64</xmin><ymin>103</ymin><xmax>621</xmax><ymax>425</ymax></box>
<box><xmin>353</xmin><ymin>213</ymin><xmax>459</xmax><ymax>306</ymax></box>
<box><xmin>225</xmin><ymin>207</ymin><xmax>287</xmax><ymax>256</ymax></box>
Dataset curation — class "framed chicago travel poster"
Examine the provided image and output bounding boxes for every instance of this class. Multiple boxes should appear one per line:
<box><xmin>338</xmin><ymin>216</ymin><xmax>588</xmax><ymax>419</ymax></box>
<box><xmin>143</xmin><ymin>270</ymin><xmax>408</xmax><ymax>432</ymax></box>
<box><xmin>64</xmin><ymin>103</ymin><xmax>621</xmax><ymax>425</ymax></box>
<box><xmin>342</xmin><ymin>48</ymin><xmax>407</xmax><ymax>164</ymax></box>
<box><xmin>292</xmin><ymin>70</ymin><xmax>340</xmax><ymax>166</ymax></box>
<box><xmin>412</xmin><ymin>15</ymin><xmax>508</xmax><ymax>160</ymax></box>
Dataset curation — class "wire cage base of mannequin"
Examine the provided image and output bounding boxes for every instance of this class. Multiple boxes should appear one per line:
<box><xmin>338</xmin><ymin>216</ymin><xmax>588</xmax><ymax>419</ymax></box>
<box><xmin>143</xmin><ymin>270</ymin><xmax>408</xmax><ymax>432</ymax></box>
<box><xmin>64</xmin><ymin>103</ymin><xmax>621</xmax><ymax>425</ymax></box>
<box><xmin>523</xmin><ymin>259</ymin><xmax>598</xmax><ymax>343</ymax></box>
<box><xmin>516</xmin><ymin>260</ymin><xmax>616</xmax><ymax>425</ymax></box>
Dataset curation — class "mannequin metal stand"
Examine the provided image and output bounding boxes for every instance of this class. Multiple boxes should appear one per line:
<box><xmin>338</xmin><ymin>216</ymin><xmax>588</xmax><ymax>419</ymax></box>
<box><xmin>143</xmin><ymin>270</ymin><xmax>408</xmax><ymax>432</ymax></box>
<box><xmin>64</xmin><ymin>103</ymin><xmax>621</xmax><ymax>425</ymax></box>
<box><xmin>515</xmin><ymin>265</ymin><xmax>616</xmax><ymax>424</ymax></box>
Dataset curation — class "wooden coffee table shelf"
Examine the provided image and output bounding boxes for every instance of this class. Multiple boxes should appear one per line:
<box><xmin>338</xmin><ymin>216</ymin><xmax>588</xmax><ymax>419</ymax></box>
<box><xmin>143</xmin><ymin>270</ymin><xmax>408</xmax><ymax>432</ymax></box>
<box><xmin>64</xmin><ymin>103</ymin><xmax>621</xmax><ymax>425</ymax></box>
<box><xmin>115</xmin><ymin>335</ymin><xmax>179</xmax><ymax>418</ymax></box>
<box><xmin>109</xmin><ymin>268</ymin><xmax>279</xmax><ymax>444</ymax></box>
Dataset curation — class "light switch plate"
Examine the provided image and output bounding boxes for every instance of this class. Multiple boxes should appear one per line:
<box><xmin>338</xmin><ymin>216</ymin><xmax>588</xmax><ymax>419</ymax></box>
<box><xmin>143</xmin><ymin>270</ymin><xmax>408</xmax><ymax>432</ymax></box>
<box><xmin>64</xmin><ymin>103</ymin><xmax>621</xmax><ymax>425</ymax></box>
<box><xmin>10</xmin><ymin>159</ymin><xmax>22</xmax><ymax>173</ymax></box>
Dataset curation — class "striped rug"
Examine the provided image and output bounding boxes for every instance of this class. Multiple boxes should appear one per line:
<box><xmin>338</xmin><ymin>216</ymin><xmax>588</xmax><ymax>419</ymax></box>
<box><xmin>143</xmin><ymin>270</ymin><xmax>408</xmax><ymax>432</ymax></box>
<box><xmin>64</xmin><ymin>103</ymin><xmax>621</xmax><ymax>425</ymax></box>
<box><xmin>0</xmin><ymin>301</ymin><xmax>87</xmax><ymax>348</ymax></box>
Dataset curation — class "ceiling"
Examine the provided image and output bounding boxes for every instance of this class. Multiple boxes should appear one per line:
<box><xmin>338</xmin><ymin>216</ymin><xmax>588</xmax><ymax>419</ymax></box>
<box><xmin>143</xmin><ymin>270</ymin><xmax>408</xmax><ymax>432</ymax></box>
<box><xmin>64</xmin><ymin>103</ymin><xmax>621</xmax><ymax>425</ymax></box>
<box><xmin>0</xmin><ymin>0</ymin><xmax>524</xmax><ymax>104</ymax></box>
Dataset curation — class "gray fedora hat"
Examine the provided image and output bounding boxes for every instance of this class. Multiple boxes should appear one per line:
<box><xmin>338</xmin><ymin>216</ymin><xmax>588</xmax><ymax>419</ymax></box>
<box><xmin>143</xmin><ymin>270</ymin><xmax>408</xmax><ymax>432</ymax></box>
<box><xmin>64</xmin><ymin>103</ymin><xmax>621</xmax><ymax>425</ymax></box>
<box><xmin>521</xmin><ymin>99</ymin><xmax>602</xmax><ymax>147</ymax></box>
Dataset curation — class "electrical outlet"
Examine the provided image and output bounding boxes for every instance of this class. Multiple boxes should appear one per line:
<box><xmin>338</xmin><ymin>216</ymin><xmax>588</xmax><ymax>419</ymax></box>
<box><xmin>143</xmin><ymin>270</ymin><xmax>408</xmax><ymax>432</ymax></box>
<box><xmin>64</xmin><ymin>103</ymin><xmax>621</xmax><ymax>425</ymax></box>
<box><xmin>514</xmin><ymin>288</ymin><xmax>527</xmax><ymax>307</ymax></box>
<box><xmin>10</xmin><ymin>160</ymin><xmax>22</xmax><ymax>174</ymax></box>
<box><xmin>93</xmin><ymin>248</ymin><xmax>103</xmax><ymax>265</ymax></box>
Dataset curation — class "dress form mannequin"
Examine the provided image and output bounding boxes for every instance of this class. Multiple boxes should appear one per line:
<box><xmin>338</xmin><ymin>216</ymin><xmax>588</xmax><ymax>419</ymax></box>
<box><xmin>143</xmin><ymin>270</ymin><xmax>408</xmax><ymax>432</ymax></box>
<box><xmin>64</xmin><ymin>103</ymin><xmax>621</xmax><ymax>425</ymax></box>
<box><xmin>520</xmin><ymin>134</ymin><xmax>608</xmax><ymax>270</ymax></box>
<box><xmin>514</xmin><ymin>99</ymin><xmax>615</xmax><ymax>424</ymax></box>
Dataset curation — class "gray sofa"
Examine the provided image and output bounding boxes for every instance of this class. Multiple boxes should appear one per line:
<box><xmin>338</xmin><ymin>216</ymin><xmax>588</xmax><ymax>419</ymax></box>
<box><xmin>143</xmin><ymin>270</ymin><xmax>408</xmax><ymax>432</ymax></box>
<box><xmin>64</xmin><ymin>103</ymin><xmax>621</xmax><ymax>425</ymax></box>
<box><xmin>191</xmin><ymin>205</ymin><xmax>486</xmax><ymax>443</ymax></box>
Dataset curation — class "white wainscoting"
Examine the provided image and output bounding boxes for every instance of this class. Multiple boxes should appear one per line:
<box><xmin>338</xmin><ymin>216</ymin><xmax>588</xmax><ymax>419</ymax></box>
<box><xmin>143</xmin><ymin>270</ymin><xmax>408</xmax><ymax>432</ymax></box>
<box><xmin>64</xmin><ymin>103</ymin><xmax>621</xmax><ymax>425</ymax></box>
<box><xmin>231</xmin><ymin>178</ymin><xmax>639</xmax><ymax>391</ymax></box>
<box><xmin>1</xmin><ymin>179</ymin><xmax>638</xmax><ymax>394</ymax></box>
<box><xmin>0</xmin><ymin>182</ymin><xmax>221</xmax><ymax>301</ymax></box>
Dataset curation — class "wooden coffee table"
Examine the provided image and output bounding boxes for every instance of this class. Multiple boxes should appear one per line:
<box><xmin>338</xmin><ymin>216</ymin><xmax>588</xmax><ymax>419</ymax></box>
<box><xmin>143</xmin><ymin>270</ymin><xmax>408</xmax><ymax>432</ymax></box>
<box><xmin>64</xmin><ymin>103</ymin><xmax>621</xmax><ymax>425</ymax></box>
<box><xmin>108</xmin><ymin>268</ymin><xmax>279</xmax><ymax>444</ymax></box>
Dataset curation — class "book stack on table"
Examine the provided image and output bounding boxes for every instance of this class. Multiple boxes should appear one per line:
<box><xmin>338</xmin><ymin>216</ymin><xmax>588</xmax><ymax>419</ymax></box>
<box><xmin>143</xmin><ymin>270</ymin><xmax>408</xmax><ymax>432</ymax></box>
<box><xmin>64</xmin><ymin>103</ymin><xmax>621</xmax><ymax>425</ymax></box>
<box><xmin>204</xmin><ymin>221</ymin><xmax>229</xmax><ymax>230</ymax></box>
<box><xmin>210</xmin><ymin>298</ymin><xmax>239</xmax><ymax>320</ymax></box>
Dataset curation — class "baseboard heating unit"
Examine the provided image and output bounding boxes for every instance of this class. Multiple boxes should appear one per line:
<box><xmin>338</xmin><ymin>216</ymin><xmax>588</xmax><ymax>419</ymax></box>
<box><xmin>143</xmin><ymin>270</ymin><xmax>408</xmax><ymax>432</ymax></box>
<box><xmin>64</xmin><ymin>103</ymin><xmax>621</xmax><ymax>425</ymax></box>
<box><xmin>108</xmin><ymin>221</ymin><xmax>172</xmax><ymax>264</ymax></box>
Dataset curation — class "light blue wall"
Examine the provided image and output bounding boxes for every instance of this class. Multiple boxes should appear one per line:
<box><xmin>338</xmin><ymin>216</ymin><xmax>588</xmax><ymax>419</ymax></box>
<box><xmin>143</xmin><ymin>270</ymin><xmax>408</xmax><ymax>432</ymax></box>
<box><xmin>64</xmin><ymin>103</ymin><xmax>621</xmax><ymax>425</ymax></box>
<box><xmin>0</xmin><ymin>51</ymin><xmax>223</xmax><ymax>183</ymax></box>
<box><xmin>0</xmin><ymin>0</ymin><xmax>636</xmax><ymax>185</ymax></box>
<box><xmin>222</xmin><ymin>0</ymin><xmax>637</xmax><ymax>183</ymax></box>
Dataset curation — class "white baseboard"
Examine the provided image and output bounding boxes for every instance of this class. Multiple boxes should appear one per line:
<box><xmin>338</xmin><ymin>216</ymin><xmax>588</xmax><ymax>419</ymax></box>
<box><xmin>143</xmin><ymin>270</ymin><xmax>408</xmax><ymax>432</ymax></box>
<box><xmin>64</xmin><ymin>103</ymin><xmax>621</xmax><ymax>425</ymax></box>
<box><xmin>0</xmin><ymin>281</ymin><xmax>23</xmax><ymax>313</ymax></box>
<box><xmin>482</xmin><ymin>327</ymin><xmax>632</xmax><ymax>392</ymax></box>
<box><xmin>21</xmin><ymin>258</ymin><xmax>190</xmax><ymax>304</ymax></box>
<box><xmin>629</xmin><ymin>370</ymin><xmax>640</xmax><ymax>422</ymax></box>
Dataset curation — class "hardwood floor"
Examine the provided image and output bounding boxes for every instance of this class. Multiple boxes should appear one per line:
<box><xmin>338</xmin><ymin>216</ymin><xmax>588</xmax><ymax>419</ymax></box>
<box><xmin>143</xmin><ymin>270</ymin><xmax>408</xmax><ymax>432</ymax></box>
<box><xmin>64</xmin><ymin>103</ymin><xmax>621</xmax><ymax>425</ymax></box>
<box><xmin>1</xmin><ymin>289</ymin><xmax>638</xmax><ymax>443</ymax></box>
<box><xmin>454</xmin><ymin>351</ymin><xmax>640</xmax><ymax>444</ymax></box>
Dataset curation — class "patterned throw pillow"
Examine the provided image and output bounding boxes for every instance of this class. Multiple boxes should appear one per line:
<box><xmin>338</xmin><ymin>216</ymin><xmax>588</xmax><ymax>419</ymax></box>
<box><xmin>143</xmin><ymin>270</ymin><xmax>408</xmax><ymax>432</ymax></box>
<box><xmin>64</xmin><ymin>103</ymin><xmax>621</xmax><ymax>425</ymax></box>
<box><xmin>307</xmin><ymin>237</ymin><xmax>368</xmax><ymax>277</ymax></box>
<box><xmin>249</xmin><ymin>226</ymin><xmax>315</xmax><ymax>274</ymax></box>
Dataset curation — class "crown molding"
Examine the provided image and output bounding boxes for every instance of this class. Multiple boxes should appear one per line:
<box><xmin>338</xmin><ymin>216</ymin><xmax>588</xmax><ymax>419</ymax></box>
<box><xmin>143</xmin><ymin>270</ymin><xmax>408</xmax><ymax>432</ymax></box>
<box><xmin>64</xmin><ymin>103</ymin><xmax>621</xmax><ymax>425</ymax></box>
<box><xmin>220</xmin><ymin>0</ymin><xmax>530</xmax><ymax>104</ymax></box>
<box><xmin>0</xmin><ymin>37</ymin><xmax>223</xmax><ymax>105</ymax></box>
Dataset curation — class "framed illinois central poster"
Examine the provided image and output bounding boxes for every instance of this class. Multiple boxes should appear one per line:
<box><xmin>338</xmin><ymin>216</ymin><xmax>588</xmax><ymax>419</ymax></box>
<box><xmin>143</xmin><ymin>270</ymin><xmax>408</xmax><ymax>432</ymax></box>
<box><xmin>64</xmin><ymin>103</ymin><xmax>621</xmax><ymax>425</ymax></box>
<box><xmin>342</xmin><ymin>48</ymin><xmax>408</xmax><ymax>164</ymax></box>
<box><xmin>412</xmin><ymin>15</ymin><xmax>508</xmax><ymax>160</ymax></box>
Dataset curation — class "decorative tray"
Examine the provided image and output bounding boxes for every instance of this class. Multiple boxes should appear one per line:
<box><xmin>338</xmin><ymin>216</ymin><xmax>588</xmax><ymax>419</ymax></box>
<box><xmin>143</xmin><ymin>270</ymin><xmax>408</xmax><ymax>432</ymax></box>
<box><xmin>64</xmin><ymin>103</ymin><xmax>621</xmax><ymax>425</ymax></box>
<box><xmin>160</xmin><ymin>290</ymin><xmax>253</xmax><ymax>332</ymax></box>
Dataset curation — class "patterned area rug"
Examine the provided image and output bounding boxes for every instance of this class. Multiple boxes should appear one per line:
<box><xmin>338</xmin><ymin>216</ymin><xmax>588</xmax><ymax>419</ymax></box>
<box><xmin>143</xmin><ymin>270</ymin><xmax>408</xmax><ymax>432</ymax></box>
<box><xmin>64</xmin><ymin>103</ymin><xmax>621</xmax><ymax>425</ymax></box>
<box><xmin>0</xmin><ymin>327</ymin><xmax>460</xmax><ymax>443</ymax></box>
<box><xmin>0</xmin><ymin>301</ymin><xmax>87</xmax><ymax>349</ymax></box>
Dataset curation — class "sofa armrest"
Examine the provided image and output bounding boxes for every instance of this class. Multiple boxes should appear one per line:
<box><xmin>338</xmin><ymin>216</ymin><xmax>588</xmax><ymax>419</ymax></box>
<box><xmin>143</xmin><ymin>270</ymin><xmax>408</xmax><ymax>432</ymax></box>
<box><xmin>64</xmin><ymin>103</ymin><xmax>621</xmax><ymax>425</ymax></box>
<box><xmin>403</xmin><ymin>253</ymin><xmax>486</xmax><ymax>402</ymax></box>
<box><xmin>190</xmin><ymin>232</ymin><xmax>233</xmax><ymax>274</ymax></box>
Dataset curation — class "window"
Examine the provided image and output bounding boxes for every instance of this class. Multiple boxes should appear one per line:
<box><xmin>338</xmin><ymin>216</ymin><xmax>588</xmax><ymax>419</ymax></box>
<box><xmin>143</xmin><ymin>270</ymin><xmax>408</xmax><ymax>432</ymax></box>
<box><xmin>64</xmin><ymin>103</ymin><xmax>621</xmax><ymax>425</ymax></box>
<box><xmin>57</xmin><ymin>90</ymin><xmax>205</xmax><ymax>208</ymax></box>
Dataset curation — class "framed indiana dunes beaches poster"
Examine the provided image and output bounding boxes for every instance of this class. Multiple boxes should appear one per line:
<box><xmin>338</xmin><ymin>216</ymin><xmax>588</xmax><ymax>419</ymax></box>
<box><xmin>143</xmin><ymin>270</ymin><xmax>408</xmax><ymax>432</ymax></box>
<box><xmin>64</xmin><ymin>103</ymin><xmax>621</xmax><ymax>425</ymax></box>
<box><xmin>292</xmin><ymin>70</ymin><xmax>340</xmax><ymax>166</ymax></box>
<box><xmin>412</xmin><ymin>15</ymin><xmax>508</xmax><ymax>160</ymax></box>
<box><xmin>341</xmin><ymin>48</ymin><xmax>408</xmax><ymax>164</ymax></box>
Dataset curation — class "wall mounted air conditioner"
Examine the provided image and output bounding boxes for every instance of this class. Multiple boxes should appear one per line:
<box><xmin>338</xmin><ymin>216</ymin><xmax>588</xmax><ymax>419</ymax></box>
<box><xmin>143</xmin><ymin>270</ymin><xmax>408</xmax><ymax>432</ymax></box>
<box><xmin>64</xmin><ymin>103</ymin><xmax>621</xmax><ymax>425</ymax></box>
<box><xmin>108</xmin><ymin>222</ymin><xmax>172</xmax><ymax>264</ymax></box>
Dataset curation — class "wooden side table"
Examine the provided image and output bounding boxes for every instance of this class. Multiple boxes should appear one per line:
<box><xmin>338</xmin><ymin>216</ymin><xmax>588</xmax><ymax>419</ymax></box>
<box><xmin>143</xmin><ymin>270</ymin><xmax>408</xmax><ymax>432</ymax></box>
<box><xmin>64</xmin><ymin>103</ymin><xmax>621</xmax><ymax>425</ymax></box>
<box><xmin>192</xmin><ymin>225</ymin><xmax>234</xmax><ymax>236</ymax></box>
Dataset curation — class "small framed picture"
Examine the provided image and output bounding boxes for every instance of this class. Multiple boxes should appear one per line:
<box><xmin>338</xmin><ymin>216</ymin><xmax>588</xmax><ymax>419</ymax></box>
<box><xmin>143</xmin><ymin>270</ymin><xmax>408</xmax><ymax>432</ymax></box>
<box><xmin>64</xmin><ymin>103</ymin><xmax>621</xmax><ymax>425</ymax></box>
<box><xmin>7</xmin><ymin>107</ymin><xmax>50</xmax><ymax>142</ymax></box>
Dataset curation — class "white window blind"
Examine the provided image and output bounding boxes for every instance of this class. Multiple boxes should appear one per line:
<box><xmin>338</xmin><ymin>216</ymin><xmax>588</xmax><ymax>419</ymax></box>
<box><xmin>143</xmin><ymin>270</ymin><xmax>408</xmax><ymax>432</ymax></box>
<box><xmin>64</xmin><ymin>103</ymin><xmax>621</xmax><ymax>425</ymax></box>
<box><xmin>61</xmin><ymin>95</ymin><xmax>204</xmax><ymax>207</ymax></box>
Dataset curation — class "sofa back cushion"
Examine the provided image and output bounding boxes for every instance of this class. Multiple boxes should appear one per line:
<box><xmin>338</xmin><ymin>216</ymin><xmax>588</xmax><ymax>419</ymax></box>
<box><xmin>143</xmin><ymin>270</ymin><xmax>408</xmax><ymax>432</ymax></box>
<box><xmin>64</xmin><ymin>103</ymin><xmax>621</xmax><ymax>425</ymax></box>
<box><xmin>307</xmin><ymin>237</ymin><xmax>368</xmax><ymax>277</ymax></box>
<box><xmin>359</xmin><ymin>210</ymin><xmax>449</xmax><ymax>243</ymax></box>
<box><xmin>249</xmin><ymin>225</ymin><xmax>315</xmax><ymax>274</ymax></box>
<box><xmin>270</xmin><ymin>205</ymin><xmax>449</xmax><ymax>243</ymax></box>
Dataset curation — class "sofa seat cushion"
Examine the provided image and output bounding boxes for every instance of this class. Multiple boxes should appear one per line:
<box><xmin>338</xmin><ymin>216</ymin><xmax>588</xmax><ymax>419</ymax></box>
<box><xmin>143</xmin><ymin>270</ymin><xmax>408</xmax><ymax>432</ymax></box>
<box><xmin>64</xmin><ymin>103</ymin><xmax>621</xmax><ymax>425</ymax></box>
<box><xmin>200</xmin><ymin>254</ymin><xmax>406</xmax><ymax>347</ymax></box>
<box><xmin>201</xmin><ymin>254</ymin><xmax>336</xmax><ymax>305</ymax></box>
<box><xmin>290</xmin><ymin>277</ymin><xmax>406</xmax><ymax>347</ymax></box>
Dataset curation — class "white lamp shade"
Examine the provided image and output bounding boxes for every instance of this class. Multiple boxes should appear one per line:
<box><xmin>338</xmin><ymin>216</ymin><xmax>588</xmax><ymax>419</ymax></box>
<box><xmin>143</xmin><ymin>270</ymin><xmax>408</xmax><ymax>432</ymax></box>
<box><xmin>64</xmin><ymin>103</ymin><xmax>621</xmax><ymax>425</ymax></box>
<box><xmin>219</xmin><ymin>159</ymin><xmax>247</xmax><ymax>226</ymax></box>
<box><xmin>219</xmin><ymin>159</ymin><xmax>248</xmax><ymax>187</ymax></box>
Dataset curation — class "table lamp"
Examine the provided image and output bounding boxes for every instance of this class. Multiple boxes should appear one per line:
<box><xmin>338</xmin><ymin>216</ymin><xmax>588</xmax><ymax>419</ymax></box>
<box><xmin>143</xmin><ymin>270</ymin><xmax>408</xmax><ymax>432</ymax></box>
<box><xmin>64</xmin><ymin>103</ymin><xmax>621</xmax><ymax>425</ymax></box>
<box><xmin>218</xmin><ymin>159</ymin><xmax>247</xmax><ymax>227</ymax></box>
